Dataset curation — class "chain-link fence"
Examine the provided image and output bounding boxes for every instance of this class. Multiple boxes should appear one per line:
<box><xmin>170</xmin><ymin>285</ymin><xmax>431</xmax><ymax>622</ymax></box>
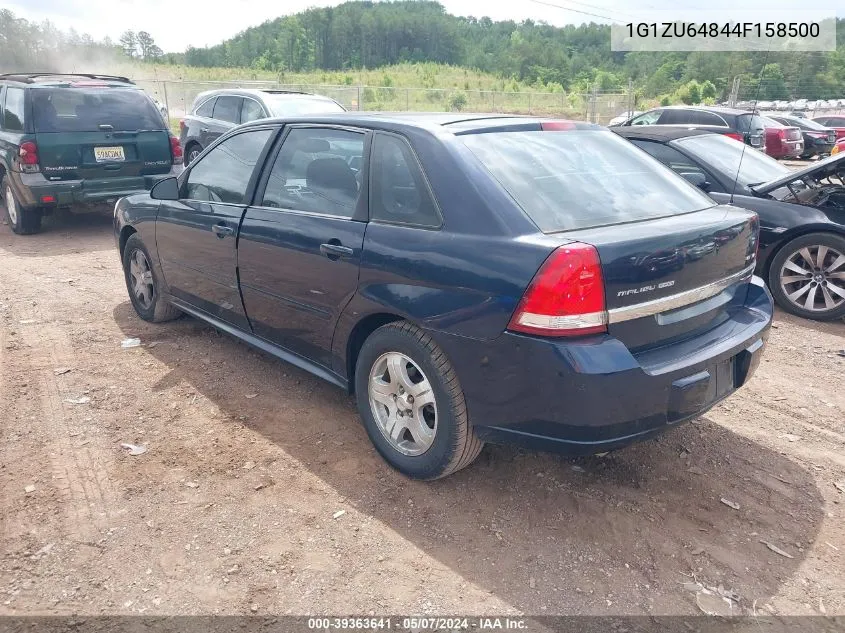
<box><xmin>133</xmin><ymin>78</ymin><xmax>635</xmax><ymax>127</ymax></box>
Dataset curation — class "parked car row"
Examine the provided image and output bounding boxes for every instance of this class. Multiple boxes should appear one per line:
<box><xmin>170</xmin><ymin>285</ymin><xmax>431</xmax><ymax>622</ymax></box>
<box><xmin>733</xmin><ymin>99</ymin><xmax>845</xmax><ymax>112</ymax></box>
<box><xmin>612</xmin><ymin>105</ymin><xmax>841</xmax><ymax>160</ymax></box>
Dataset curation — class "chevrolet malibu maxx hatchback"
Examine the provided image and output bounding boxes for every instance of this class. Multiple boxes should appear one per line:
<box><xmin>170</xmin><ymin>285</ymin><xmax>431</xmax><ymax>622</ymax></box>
<box><xmin>114</xmin><ymin>114</ymin><xmax>773</xmax><ymax>479</ymax></box>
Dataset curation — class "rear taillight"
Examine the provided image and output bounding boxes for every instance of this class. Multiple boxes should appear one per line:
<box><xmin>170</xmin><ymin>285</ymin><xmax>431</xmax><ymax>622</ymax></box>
<box><xmin>724</xmin><ymin>132</ymin><xmax>744</xmax><ymax>142</ymax></box>
<box><xmin>19</xmin><ymin>141</ymin><xmax>39</xmax><ymax>172</ymax></box>
<box><xmin>170</xmin><ymin>136</ymin><xmax>183</xmax><ymax>165</ymax></box>
<box><xmin>777</xmin><ymin>129</ymin><xmax>786</xmax><ymax>140</ymax></box>
<box><xmin>508</xmin><ymin>243</ymin><xmax>607</xmax><ymax>337</ymax></box>
<box><xmin>179</xmin><ymin>119</ymin><xmax>186</xmax><ymax>133</ymax></box>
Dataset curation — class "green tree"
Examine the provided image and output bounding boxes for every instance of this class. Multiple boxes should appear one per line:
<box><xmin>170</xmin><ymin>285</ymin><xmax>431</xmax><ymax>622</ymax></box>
<box><xmin>119</xmin><ymin>30</ymin><xmax>137</xmax><ymax>58</ymax></box>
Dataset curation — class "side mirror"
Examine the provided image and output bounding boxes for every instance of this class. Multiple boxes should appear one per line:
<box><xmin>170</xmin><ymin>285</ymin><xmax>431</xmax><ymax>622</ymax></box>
<box><xmin>680</xmin><ymin>171</ymin><xmax>711</xmax><ymax>192</ymax></box>
<box><xmin>150</xmin><ymin>177</ymin><xmax>179</xmax><ymax>201</ymax></box>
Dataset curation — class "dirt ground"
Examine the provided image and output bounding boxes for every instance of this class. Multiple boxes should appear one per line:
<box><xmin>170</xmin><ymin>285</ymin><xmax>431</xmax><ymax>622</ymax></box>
<box><xmin>0</xmin><ymin>213</ymin><xmax>843</xmax><ymax>618</ymax></box>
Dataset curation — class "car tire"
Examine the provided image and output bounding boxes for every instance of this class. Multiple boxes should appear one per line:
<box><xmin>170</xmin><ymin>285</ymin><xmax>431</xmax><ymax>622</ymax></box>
<box><xmin>768</xmin><ymin>232</ymin><xmax>845</xmax><ymax>321</ymax></box>
<box><xmin>2</xmin><ymin>177</ymin><xmax>42</xmax><ymax>235</ymax></box>
<box><xmin>354</xmin><ymin>321</ymin><xmax>484</xmax><ymax>480</ymax></box>
<box><xmin>122</xmin><ymin>234</ymin><xmax>182</xmax><ymax>323</ymax></box>
<box><xmin>184</xmin><ymin>143</ymin><xmax>202</xmax><ymax>167</ymax></box>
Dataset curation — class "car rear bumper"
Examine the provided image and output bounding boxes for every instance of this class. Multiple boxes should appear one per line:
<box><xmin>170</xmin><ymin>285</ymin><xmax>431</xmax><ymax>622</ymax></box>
<box><xmin>14</xmin><ymin>168</ymin><xmax>182</xmax><ymax>210</ymax></box>
<box><xmin>767</xmin><ymin>140</ymin><xmax>804</xmax><ymax>158</ymax></box>
<box><xmin>430</xmin><ymin>277</ymin><xmax>773</xmax><ymax>455</ymax></box>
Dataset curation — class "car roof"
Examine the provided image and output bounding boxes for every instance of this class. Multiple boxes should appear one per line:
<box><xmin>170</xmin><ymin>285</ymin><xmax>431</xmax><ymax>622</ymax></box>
<box><xmin>0</xmin><ymin>73</ymin><xmax>134</xmax><ymax>88</ymax></box>
<box><xmin>196</xmin><ymin>88</ymin><xmax>338</xmax><ymax>101</ymax></box>
<box><xmin>612</xmin><ymin>125</ymin><xmax>723</xmax><ymax>142</ymax></box>
<box><xmin>648</xmin><ymin>105</ymin><xmax>748</xmax><ymax>116</ymax></box>
<box><xmin>237</xmin><ymin>112</ymin><xmax>602</xmax><ymax>134</ymax></box>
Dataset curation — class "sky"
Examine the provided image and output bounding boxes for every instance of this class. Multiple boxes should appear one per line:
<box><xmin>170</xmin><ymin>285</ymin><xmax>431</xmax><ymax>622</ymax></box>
<box><xmin>2</xmin><ymin>0</ymin><xmax>836</xmax><ymax>54</ymax></box>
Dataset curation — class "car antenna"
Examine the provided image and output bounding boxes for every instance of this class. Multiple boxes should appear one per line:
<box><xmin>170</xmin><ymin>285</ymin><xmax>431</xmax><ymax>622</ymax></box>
<box><xmin>731</xmin><ymin>47</ymin><xmax>772</xmax><ymax>204</ymax></box>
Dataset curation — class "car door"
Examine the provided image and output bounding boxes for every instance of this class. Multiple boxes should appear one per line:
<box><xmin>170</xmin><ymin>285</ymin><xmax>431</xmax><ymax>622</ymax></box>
<box><xmin>208</xmin><ymin>95</ymin><xmax>242</xmax><ymax>144</ymax></box>
<box><xmin>237</xmin><ymin>125</ymin><xmax>369</xmax><ymax>368</ymax></box>
<box><xmin>240</xmin><ymin>97</ymin><xmax>268</xmax><ymax>124</ymax></box>
<box><xmin>155</xmin><ymin>126</ymin><xmax>277</xmax><ymax>329</ymax></box>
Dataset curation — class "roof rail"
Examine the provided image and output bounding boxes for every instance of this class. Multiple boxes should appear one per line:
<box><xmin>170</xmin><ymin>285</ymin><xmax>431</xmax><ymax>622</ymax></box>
<box><xmin>0</xmin><ymin>73</ymin><xmax>134</xmax><ymax>84</ymax></box>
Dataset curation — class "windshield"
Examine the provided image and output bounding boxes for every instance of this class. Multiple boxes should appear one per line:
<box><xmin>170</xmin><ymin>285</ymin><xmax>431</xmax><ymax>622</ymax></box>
<box><xmin>676</xmin><ymin>134</ymin><xmax>791</xmax><ymax>188</ymax></box>
<box><xmin>32</xmin><ymin>87</ymin><xmax>165</xmax><ymax>132</ymax></box>
<box><xmin>461</xmin><ymin>129</ymin><xmax>714</xmax><ymax>232</ymax></box>
<box><xmin>265</xmin><ymin>95</ymin><xmax>345</xmax><ymax>117</ymax></box>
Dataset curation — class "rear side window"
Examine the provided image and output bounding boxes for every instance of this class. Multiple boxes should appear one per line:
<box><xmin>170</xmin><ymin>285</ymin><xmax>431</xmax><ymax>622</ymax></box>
<box><xmin>631</xmin><ymin>140</ymin><xmax>713</xmax><ymax>183</ymax></box>
<box><xmin>212</xmin><ymin>96</ymin><xmax>241</xmax><ymax>123</ymax></box>
<box><xmin>195</xmin><ymin>98</ymin><xmax>215</xmax><ymax>117</ymax></box>
<box><xmin>4</xmin><ymin>88</ymin><xmax>26</xmax><ymax>131</ymax></box>
<box><xmin>241</xmin><ymin>99</ymin><xmax>265</xmax><ymax>123</ymax></box>
<box><xmin>736</xmin><ymin>114</ymin><xmax>765</xmax><ymax>133</ymax></box>
<box><xmin>461</xmin><ymin>130</ymin><xmax>714</xmax><ymax>232</ymax></box>
<box><xmin>630</xmin><ymin>110</ymin><xmax>661</xmax><ymax>125</ymax></box>
<box><xmin>261</xmin><ymin>127</ymin><xmax>364</xmax><ymax>218</ymax></box>
<box><xmin>370</xmin><ymin>134</ymin><xmax>440</xmax><ymax>228</ymax></box>
<box><xmin>31</xmin><ymin>88</ymin><xmax>163</xmax><ymax>132</ymax></box>
<box><xmin>184</xmin><ymin>129</ymin><xmax>272</xmax><ymax>204</ymax></box>
<box><xmin>658</xmin><ymin>109</ymin><xmax>693</xmax><ymax>125</ymax></box>
<box><xmin>695</xmin><ymin>111</ymin><xmax>727</xmax><ymax>126</ymax></box>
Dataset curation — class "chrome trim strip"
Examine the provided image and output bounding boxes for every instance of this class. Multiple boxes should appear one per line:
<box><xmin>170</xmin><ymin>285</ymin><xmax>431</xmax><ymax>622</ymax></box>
<box><xmin>607</xmin><ymin>263</ymin><xmax>755</xmax><ymax>324</ymax></box>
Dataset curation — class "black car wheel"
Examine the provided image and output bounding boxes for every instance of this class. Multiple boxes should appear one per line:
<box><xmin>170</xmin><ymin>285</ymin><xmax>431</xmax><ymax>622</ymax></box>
<box><xmin>768</xmin><ymin>232</ymin><xmax>845</xmax><ymax>321</ymax></box>
<box><xmin>2</xmin><ymin>177</ymin><xmax>42</xmax><ymax>235</ymax></box>
<box><xmin>122</xmin><ymin>234</ymin><xmax>182</xmax><ymax>323</ymax></box>
<box><xmin>184</xmin><ymin>144</ymin><xmax>202</xmax><ymax>167</ymax></box>
<box><xmin>354</xmin><ymin>321</ymin><xmax>483</xmax><ymax>480</ymax></box>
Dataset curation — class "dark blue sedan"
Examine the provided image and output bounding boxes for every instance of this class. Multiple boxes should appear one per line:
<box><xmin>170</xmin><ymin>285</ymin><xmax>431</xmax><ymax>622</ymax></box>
<box><xmin>114</xmin><ymin>113</ymin><xmax>773</xmax><ymax>479</ymax></box>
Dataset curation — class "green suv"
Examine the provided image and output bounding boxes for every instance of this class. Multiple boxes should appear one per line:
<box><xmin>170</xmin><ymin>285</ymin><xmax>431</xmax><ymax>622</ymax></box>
<box><xmin>0</xmin><ymin>73</ymin><xmax>183</xmax><ymax>234</ymax></box>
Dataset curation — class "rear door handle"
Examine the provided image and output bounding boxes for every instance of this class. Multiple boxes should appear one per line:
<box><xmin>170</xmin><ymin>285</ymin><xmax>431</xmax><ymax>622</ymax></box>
<box><xmin>212</xmin><ymin>223</ymin><xmax>234</xmax><ymax>238</ymax></box>
<box><xmin>320</xmin><ymin>243</ymin><xmax>354</xmax><ymax>259</ymax></box>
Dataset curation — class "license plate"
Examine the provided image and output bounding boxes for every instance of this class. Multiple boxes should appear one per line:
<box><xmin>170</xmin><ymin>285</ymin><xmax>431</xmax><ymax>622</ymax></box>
<box><xmin>94</xmin><ymin>146</ymin><xmax>125</xmax><ymax>162</ymax></box>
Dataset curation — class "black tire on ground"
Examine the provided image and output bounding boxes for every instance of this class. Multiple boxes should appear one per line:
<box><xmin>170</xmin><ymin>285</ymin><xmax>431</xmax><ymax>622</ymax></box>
<box><xmin>767</xmin><ymin>231</ymin><xmax>845</xmax><ymax>321</ymax></box>
<box><xmin>122</xmin><ymin>233</ymin><xmax>182</xmax><ymax>323</ymax></box>
<box><xmin>354</xmin><ymin>321</ymin><xmax>484</xmax><ymax>480</ymax></box>
<box><xmin>2</xmin><ymin>177</ymin><xmax>42</xmax><ymax>235</ymax></box>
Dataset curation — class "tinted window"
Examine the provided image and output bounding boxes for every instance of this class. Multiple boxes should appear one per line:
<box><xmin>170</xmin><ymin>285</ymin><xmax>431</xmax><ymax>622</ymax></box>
<box><xmin>658</xmin><ymin>109</ymin><xmax>694</xmax><ymax>125</ymax></box>
<box><xmin>241</xmin><ymin>98</ymin><xmax>266</xmax><ymax>123</ymax></box>
<box><xmin>630</xmin><ymin>110</ymin><xmax>661</xmax><ymax>125</ymax></box>
<box><xmin>4</xmin><ymin>87</ymin><xmax>25</xmax><ymax>131</ymax></box>
<box><xmin>370</xmin><ymin>134</ymin><xmax>440</xmax><ymax>228</ymax></box>
<box><xmin>212</xmin><ymin>96</ymin><xmax>241</xmax><ymax>123</ymax></box>
<box><xmin>31</xmin><ymin>88</ymin><xmax>163</xmax><ymax>133</ymax></box>
<box><xmin>184</xmin><ymin>129</ymin><xmax>273</xmax><ymax>204</ymax></box>
<box><xmin>824</xmin><ymin>117</ymin><xmax>845</xmax><ymax>126</ymax></box>
<box><xmin>195</xmin><ymin>97</ymin><xmax>215</xmax><ymax>117</ymax></box>
<box><xmin>696</xmin><ymin>111</ymin><xmax>727</xmax><ymax>126</ymax></box>
<box><xmin>736</xmin><ymin>114</ymin><xmax>765</xmax><ymax>133</ymax></box>
<box><xmin>0</xmin><ymin>87</ymin><xmax>5</xmax><ymax>125</ymax></box>
<box><xmin>631</xmin><ymin>140</ymin><xmax>709</xmax><ymax>178</ymax></box>
<box><xmin>676</xmin><ymin>134</ymin><xmax>790</xmax><ymax>188</ymax></box>
<box><xmin>261</xmin><ymin>127</ymin><xmax>364</xmax><ymax>217</ymax></box>
<box><xmin>462</xmin><ymin>130</ymin><xmax>713</xmax><ymax>232</ymax></box>
<box><xmin>264</xmin><ymin>95</ymin><xmax>346</xmax><ymax>117</ymax></box>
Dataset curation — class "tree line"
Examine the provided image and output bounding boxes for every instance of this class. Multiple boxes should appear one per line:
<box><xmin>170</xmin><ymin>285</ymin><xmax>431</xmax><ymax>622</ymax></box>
<box><xmin>181</xmin><ymin>1</ymin><xmax>845</xmax><ymax>100</ymax></box>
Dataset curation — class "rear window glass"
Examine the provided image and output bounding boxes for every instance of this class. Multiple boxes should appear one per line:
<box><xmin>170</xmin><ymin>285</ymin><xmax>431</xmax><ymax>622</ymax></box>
<box><xmin>737</xmin><ymin>114</ymin><xmax>765</xmax><ymax>132</ymax></box>
<box><xmin>3</xmin><ymin>87</ymin><xmax>25</xmax><ymax>131</ymax></box>
<box><xmin>460</xmin><ymin>130</ymin><xmax>714</xmax><ymax>232</ymax></box>
<box><xmin>31</xmin><ymin>88</ymin><xmax>164</xmax><ymax>133</ymax></box>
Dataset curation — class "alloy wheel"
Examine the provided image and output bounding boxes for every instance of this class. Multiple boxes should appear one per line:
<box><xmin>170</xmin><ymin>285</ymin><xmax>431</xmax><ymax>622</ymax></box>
<box><xmin>368</xmin><ymin>352</ymin><xmax>437</xmax><ymax>456</ymax></box>
<box><xmin>779</xmin><ymin>244</ymin><xmax>845</xmax><ymax>313</ymax></box>
<box><xmin>5</xmin><ymin>185</ymin><xmax>18</xmax><ymax>226</ymax></box>
<box><xmin>129</xmin><ymin>249</ymin><xmax>155</xmax><ymax>310</ymax></box>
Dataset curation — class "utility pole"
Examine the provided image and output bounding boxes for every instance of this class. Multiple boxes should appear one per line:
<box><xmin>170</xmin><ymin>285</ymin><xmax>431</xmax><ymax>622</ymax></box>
<box><xmin>728</xmin><ymin>76</ymin><xmax>740</xmax><ymax>108</ymax></box>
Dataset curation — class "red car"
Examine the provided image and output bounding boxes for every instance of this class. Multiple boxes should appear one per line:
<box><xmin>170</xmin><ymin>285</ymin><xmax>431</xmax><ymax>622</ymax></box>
<box><xmin>759</xmin><ymin>117</ymin><xmax>804</xmax><ymax>159</ymax></box>
<box><xmin>812</xmin><ymin>115</ymin><xmax>845</xmax><ymax>140</ymax></box>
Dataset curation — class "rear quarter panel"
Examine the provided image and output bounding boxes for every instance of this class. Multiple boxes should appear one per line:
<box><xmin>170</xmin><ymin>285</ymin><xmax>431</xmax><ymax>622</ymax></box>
<box><xmin>114</xmin><ymin>194</ymin><xmax>163</xmax><ymax>276</ymax></box>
